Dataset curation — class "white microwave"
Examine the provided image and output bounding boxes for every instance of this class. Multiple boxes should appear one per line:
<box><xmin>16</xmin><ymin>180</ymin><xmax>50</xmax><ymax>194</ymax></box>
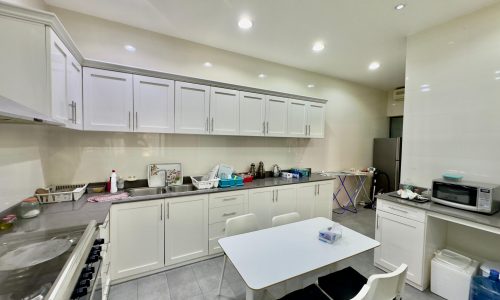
<box><xmin>431</xmin><ymin>179</ymin><xmax>500</xmax><ymax>214</ymax></box>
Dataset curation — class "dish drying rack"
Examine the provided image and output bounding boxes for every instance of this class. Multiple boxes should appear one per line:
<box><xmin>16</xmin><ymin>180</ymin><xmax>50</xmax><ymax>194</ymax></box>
<box><xmin>35</xmin><ymin>184</ymin><xmax>88</xmax><ymax>203</ymax></box>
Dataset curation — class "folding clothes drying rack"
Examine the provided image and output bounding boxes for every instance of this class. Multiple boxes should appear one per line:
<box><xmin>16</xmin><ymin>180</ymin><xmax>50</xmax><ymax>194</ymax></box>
<box><xmin>326</xmin><ymin>171</ymin><xmax>371</xmax><ymax>214</ymax></box>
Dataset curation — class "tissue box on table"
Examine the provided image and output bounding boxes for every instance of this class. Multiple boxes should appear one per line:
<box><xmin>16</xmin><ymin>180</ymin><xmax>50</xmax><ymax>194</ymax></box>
<box><xmin>319</xmin><ymin>224</ymin><xmax>342</xmax><ymax>244</ymax></box>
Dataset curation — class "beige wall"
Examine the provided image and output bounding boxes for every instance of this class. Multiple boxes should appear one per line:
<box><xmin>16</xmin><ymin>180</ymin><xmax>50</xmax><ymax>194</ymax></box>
<box><xmin>0</xmin><ymin>6</ymin><xmax>388</xmax><ymax>211</ymax></box>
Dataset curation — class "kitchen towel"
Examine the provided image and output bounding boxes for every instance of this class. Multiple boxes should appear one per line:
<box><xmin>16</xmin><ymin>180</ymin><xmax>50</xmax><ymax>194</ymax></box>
<box><xmin>87</xmin><ymin>192</ymin><xmax>129</xmax><ymax>203</ymax></box>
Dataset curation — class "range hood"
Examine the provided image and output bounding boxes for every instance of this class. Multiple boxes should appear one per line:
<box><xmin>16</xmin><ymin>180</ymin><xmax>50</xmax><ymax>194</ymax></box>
<box><xmin>0</xmin><ymin>94</ymin><xmax>63</xmax><ymax>126</ymax></box>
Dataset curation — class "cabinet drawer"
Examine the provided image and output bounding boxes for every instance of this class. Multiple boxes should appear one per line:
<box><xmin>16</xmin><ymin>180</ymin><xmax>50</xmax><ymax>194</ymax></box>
<box><xmin>377</xmin><ymin>199</ymin><xmax>425</xmax><ymax>223</ymax></box>
<box><xmin>209</xmin><ymin>203</ymin><xmax>245</xmax><ymax>224</ymax></box>
<box><xmin>209</xmin><ymin>238</ymin><xmax>223</xmax><ymax>255</ymax></box>
<box><xmin>209</xmin><ymin>191</ymin><xmax>247</xmax><ymax>208</ymax></box>
<box><xmin>209</xmin><ymin>221</ymin><xmax>226</xmax><ymax>239</ymax></box>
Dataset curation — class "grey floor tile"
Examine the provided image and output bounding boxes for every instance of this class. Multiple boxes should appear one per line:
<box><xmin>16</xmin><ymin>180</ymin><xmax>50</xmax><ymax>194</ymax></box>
<box><xmin>166</xmin><ymin>266</ymin><xmax>203</xmax><ymax>300</ymax></box>
<box><xmin>109</xmin><ymin>279</ymin><xmax>138</xmax><ymax>300</ymax></box>
<box><xmin>138</xmin><ymin>272</ymin><xmax>170</xmax><ymax>300</ymax></box>
<box><xmin>202</xmin><ymin>281</ymin><xmax>236</xmax><ymax>300</ymax></box>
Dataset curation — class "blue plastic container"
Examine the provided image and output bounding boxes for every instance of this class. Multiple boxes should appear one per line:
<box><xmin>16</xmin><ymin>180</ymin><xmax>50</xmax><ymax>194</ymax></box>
<box><xmin>469</xmin><ymin>269</ymin><xmax>500</xmax><ymax>300</ymax></box>
<box><xmin>219</xmin><ymin>176</ymin><xmax>244</xmax><ymax>188</ymax></box>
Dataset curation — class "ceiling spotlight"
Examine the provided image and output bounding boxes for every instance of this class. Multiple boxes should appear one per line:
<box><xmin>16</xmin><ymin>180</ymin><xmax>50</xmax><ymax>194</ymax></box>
<box><xmin>124</xmin><ymin>45</ymin><xmax>136</xmax><ymax>52</ymax></box>
<box><xmin>238</xmin><ymin>17</ymin><xmax>253</xmax><ymax>29</ymax></box>
<box><xmin>307</xmin><ymin>84</ymin><xmax>315</xmax><ymax>88</ymax></box>
<box><xmin>203</xmin><ymin>62</ymin><xmax>213</xmax><ymax>67</ymax></box>
<box><xmin>258</xmin><ymin>73</ymin><xmax>266</xmax><ymax>78</ymax></box>
<box><xmin>312</xmin><ymin>41</ymin><xmax>325</xmax><ymax>52</ymax></box>
<box><xmin>394</xmin><ymin>3</ymin><xmax>406</xmax><ymax>10</ymax></box>
<box><xmin>368</xmin><ymin>61</ymin><xmax>381</xmax><ymax>71</ymax></box>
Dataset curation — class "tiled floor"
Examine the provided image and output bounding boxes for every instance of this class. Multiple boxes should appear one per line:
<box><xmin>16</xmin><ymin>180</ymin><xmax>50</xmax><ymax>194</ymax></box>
<box><xmin>107</xmin><ymin>206</ymin><xmax>444</xmax><ymax>300</ymax></box>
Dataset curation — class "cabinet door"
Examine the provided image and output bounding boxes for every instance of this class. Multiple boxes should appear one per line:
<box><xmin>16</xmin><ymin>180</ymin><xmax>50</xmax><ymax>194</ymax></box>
<box><xmin>210</xmin><ymin>87</ymin><xmax>240</xmax><ymax>135</ymax></box>
<box><xmin>165</xmin><ymin>195</ymin><xmax>208</xmax><ymax>265</ymax></box>
<box><xmin>83</xmin><ymin>68</ymin><xmax>133</xmax><ymax>132</ymax></box>
<box><xmin>0</xmin><ymin>16</ymin><xmax>48</xmax><ymax>116</ymax></box>
<box><xmin>287</xmin><ymin>99</ymin><xmax>308</xmax><ymax>137</ymax></box>
<box><xmin>239</xmin><ymin>92</ymin><xmax>266</xmax><ymax>136</ymax></box>
<box><xmin>374</xmin><ymin>210</ymin><xmax>425</xmax><ymax>285</ymax></box>
<box><xmin>175</xmin><ymin>82</ymin><xmax>210</xmax><ymax>134</ymax></box>
<box><xmin>273</xmin><ymin>186</ymin><xmax>298</xmax><ymax>217</ymax></box>
<box><xmin>248</xmin><ymin>187</ymin><xmax>274</xmax><ymax>229</ymax></box>
<box><xmin>296</xmin><ymin>183</ymin><xmax>316</xmax><ymax>220</ymax></box>
<box><xmin>110</xmin><ymin>200</ymin><xmax>164</xmax><ymax>280</ymax></box>
<box><xmin>315</xmin><ymin>180</ymin><xmax>334</xmax><ymax>219</ymax></box>
<box><xmin>49</xmin><ymin>29</ymin><xmax>69</xmax><ymax>124</ymax></box>
<box><xmin>133</xmin><ymin>75</ymin><xmax>174</xmax><ymax>133</ymax></box>
<box><xmin>265</xmin><ymin>96</ymin><xmax>288</xmax><ymax>137</ymax></box>
<box><xmin>307</xmin><ymin>103</ymin><xmax>326</xmax><ymax>138</ymax></box>
<box><xmin>67</xmin><ymin>55</ymin><xmax>83</xmax><ymax>130</ymax></box>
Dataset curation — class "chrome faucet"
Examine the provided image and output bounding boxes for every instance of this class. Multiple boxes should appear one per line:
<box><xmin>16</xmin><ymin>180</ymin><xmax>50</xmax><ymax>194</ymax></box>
<box><xmin>157</xmin><ymin>169</ymin><xmax>170</xmax><ymax>188</ymax></box>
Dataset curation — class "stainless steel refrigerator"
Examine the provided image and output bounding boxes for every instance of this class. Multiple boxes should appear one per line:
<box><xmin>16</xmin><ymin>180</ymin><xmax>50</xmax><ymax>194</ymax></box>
<box><xmin>373</xmin><ymin>137</ymin><xmax>401</xmax><ymax>192</ymax></box>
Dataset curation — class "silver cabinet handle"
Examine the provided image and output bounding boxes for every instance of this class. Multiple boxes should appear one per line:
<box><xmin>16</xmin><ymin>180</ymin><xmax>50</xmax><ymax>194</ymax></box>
<box><xmin>263</xmin><ymin>122</ymin><xmax>266</xmax><ymax>134</ymax></box>
<box><xmin>160</xmin><ymin>203</ymin><xmax>163</xmax><ymax>221</ymax></box>
<box><xmin>266</xmin><ymin>122</ymin><xmax>269</xmax><ymax>134</ymax></box>
<box><xmin>223</xmin><ymin>197</ymin><xmax>237</xmax><ymax>202</ymax></box>
<box><xmin>167</xmin><ymin>202</ymin><xmax>170</xmax><ymax>219</ymax></box>
<box><xmin>206</xmin><ymin>117</ymin><xmax>209</xmax><ymax>132</ymax></box>
<box><xmin>223</xmin><ymin>212</ymin><xmax>237</xmax><ymax>217</ymax></box>
<box><xmin>135</xmin><ymin>112</ymin><xmax>138</xmax><ymax>129</ymax></box>
<box><xmin>305</xmin><ymin>125</ymin><xmax>307</xmax><ymax>136</ymax></box>
<box><xmin>276</xmin><ymin>190</ymin><xmax>278</xmax><ymax>202</ymax></box>
<box><xmin>376</xmin><ymin>215</ymin><xmax>379</xmax><ymax>229</ymax></box>
<box><xmin>128</xmin><ymin>111</ymin><xmax>131</xmax><ymax>129</ymax></box>
<box><xmin>211</xmin><ymin>117</ymin><xmax>214</xmax><ymax>132</ymax></box>
<box><xmin>68</xmin><ymin>102</ymin><xmax>74</xmax><ymax>122</ymax></box>
<box><xmin>73</xmin><ymin>102</ymin><xmax>77</xmax><ymax>124</ymax></box>
<box><xmin>272</xmin><ymin>190</ymin><xmax>275</xmax><ymax>202</ymax></box>
<box><xmin>317</xmin><ymin>184</ymin><xmax>320</xmax><ymax>195</ymax></box>
<box><xmin>389</xmin><ymin>206</ymin><xmax>409</xmax><ymax>214</ymax></box>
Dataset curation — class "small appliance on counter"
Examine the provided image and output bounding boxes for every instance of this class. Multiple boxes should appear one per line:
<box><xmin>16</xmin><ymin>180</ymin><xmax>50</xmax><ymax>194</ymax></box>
<box><xmin>256</xmin><ymin>161</ymin><xmax>265</xmax><ymax>179</ymax></box>
<box><xmin>271</xmin><ymin>164</ymin><xmax>281</xmax><ymax>177</ymax></box>
<box><xmin>431</xmin><ymin>178</ymin><xmax>500</xmax><ymax>214</ymax></box>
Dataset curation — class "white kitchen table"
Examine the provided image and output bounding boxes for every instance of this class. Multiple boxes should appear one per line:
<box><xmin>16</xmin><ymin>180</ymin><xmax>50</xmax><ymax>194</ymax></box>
<box><xmin>218</xmin><ymin>217</ymin><xmax>380</xmax><ymax>300</ymax></box>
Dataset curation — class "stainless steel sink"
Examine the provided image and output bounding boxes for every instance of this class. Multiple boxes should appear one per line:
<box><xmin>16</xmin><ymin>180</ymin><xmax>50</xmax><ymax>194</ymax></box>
<box><xmin>127</xmin><ymin>187</ymin><xmax>166</xmax><ymax>197</ymax></box>
<box><xmin>166</xmin><ymin>184</ymin><xmax>196</xmax><ymax>193</ymax></box>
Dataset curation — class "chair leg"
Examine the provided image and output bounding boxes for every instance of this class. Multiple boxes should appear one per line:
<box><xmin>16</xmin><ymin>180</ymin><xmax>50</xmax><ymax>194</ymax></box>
<box><xmin>217</xmin><ymin>255</ymin><xmax>227</xmax><ymax>295</ymax></box>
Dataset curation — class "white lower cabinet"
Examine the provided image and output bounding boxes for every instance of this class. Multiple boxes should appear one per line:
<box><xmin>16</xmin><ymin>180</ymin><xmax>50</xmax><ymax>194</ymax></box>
<box><xmin>110</xmin><ymin>200</ymin><xmax>164</xmax><ymax>281</ymax></box>
<box><xmin>165</xmin><ymin>194</ymin><xmax>209</xmax><ymax>265</ymax></box>
<box><xmin>208</xmin><ymin>190</ymin><xmax>249</xmax><ymax>254</ymax></box>
<box><xmin>296</xmin><ymin>183</ymin><xmax>316</xmax><ymax>220</ymax></box>
<box><xmin>374</xmin><ymin>200</ymin><xmax>426</xmax><ymax>288</ymax></box>
<box><xmin>296</xmin><ymin>180</ymin><xmax>334</xmax><ymax>220</ymax></box>
<box><xmin>248</xmin><ymin>185</ymin><xmax>297</xmax><ymax>229</ymax></box>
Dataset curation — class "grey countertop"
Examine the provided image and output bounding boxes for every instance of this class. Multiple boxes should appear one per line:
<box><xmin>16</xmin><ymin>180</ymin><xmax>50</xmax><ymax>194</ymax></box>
<box><xmin>376</xmin><ymin>192</ymin><xmax>500</xmax><ymax>229</ymax></box>
<box><xmin>0</xmin><ymin>174</ymin><xmax>335</xmax><ymax>240</ymax></box>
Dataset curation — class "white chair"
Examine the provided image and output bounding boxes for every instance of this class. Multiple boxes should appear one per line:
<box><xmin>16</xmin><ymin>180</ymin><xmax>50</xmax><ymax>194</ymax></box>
<box><xmin>351</xmin><ymin>264</ymin><xmax>408</xmax><ymax>300</ymax></box>
<box><xmin>272</xmin><ymin>212</ymin><xmax>301</xmax><ymax>227</ymax></box>
<box><xmin>217</xmin><ymin>213</ymin><xmax>259</xmax><ymax>295</ymax></box>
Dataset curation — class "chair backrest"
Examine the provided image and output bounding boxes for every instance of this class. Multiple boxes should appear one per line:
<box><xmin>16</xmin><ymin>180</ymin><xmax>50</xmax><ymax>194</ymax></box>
<box><xmin>351</xmin><ymin>264</ymin><xmax>408</xmax><ymax>300</ymax></box>
<box><xmin>225</xmin><ymin>213</ymin><xmax>259</xmax><ymax>237</ymax></box>
<box><xmin>271</xmin><ymin>212</ymin><xmax>301</xmax><ymax>227</ymax></box>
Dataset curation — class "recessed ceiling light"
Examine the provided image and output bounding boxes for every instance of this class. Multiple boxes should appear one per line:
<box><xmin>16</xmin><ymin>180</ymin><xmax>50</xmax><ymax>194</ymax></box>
<box><xmin>420</xmin><ymin>84</ymin><xmax>431</xmax><ymax>92</ymax></box>
<box><xmin>394</xmin><ymin>3</ymin><xmax>406</xmax><ymax>10</ymax></box>
<box><xmin>124</xmin><ymin>45</ymin><xmax>136</xmax><ymax>52</ymax></box>
<box><xmin>258</xmin><ymin>73</ymin><xmax>266</xmax><ymax>78</ymax></box>
<box><xmin>238</xmin><ymin>17</ymin><xmax>253</xmax><ymax>29</ymax></box>
<box><xmin>307</xmin><ymin>84</ymin><xmax>315</xmax><ymax>88</ymax></box>
<box><xmin>312</xmin><ymin>41</ymin><xmax>325</xmax><ymax>52</ymax></box>
<box><xmin>203</xmin><ymin>62</ymin><xmax>213</xmax><ymax>67</ymax></box>
<box><xmin>368</xmin><ymin>61</ymin><xmax>380</xmax><ymax>71</ymax></box>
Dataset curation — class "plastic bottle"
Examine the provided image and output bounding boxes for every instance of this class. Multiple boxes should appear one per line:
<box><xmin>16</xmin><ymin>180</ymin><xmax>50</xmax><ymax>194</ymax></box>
<box><xmin>469</xmin><ymin>269</ymin><xmax>500</xmax><ymax>300</ymax></box>
<box><xmin>110</xmin><ymin>170</ymin><xmax>118</xmax><ymax>193</ymax></box>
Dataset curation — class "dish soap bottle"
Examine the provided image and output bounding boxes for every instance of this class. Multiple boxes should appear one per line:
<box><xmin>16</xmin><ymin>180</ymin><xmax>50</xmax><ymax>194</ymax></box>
<box><xmin>110</xmin><ymin>170</ymin><xmax>118</xmax><ymax>193</ymax></box>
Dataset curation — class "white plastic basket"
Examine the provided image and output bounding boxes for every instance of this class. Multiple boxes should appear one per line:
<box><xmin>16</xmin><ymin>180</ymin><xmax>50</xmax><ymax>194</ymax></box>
<box><xmin>191</xmin><ymin>176</ymin><xmax>219</xmax><ymax>190</ymax></box>
<box><xmin>35</xmin><ymin>184</ymin><xmax>88</xmax><ymax>203</ymax></box>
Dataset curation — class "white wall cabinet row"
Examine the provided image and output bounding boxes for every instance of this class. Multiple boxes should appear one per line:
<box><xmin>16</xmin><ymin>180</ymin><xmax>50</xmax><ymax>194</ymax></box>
<box><xmin>83</xmin><ymin>67</ymin><xmax>325</xmax><ymax>137</ymax></box>
<box><xmin>109</xmin><ymin>180</ymin><xmax>334</xmax><ymax>281</ymax></box>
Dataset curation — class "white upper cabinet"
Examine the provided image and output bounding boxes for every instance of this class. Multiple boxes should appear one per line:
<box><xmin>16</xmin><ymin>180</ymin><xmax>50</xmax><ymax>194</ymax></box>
<box><xmin>287</xmin><ymin>99</ymin><xmax>308</xmax><ymax>137</ymax></box>
<box><xmin>239</xmin><ymin>92</ymin><xmax>266</xmax><ymax>136</ymax></box>
<box><xmin>133</xmin><ymin>75</ymin><xmax>175</xmax><ymax>133</ymax></box>
<box><xmin>67</xmin><ymin>56</ymin><xmax>83</xmax><ymax>130</ymax></box>
<box><xmin>0</xmin><ymin>16</ymin><xmax>48</xmax><ymax>116</ymax></box>
<box><xmin>49</xmin><ymin>29</ymin><xmax>83</xmax><ymax>129</ymax></box>
<box><xmin>265</xmin><ymin>95</ymin><xmax>288</xmax><ymax>137</ymax></box>
<box><xmin>49</xmin><ymin>29</ymin><xmax>69</xmax><ymax>125</ymax></box>
<box><xmin>175</xmin><ymin>82</ymin><xmax>210</xmax><ymax>134</ymax></box>
<box><xmin>83</xmin><ymin>68</ymin><xmax>133</xmax><ymax>132</ymax></box>
<box><xmin>307</xmin><ymin>103</ymin><xmax>326</xmax><ymax>138</ymax></box>
<box><xmin>210</xmin><ymin>87</ymin><xmax>240</xmax><ymax>135</ymax></box>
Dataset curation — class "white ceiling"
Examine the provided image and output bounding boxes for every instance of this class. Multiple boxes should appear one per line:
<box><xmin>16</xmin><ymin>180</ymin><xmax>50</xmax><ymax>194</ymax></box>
<box><xmin>44</xmin><ymin>0</ymin><xmax>498</xmax><ymax>90</ymax></box>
